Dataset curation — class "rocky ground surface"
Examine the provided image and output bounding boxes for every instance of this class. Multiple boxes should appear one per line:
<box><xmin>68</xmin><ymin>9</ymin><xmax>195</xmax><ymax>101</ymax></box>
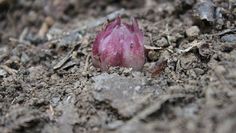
<box><xmin>0</xmin><ymin>0</ymin><xmax>236</xmax><ymax>133</ymax></box>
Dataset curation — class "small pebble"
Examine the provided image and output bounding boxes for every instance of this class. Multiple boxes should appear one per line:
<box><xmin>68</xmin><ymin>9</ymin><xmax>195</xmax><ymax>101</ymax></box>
<box><xmin>0</xmin><ymin>69</ymin><xmax>7</xmax><ymax>77</ymax></box>
<box><xmin>214</xmin><ymin>65</ymin><xmax>226</xmax><ymax>74</ymax></box>
<box><xmin>148</xmin><ymin>50</ymin><xmax>160</xmax><ymax>61</ymax></box>
<box><xmin>107</xmin><ymin>120</ymin><xmax>124</xmax><ymax>129</ymax></box>
<box><xmin>45</xmin><ymin>16</ymin><xmax>54</xmax><ymax>26</ymax></box>
<box><xmin>194</xmin><ymin>68</ymin><xmax>205</xmax><ymax>75</ymax></box>
<box><xmin>186</xmin><ymin>26</ymin><xmax>200</xmax><ymax>37</ymax></box>
<box><xmin>156</xmin><ymin>37</ymin><xmax>169</xmax><ymax>47</ymax></box>
<box><xmin>221</xmin><ymin>34</ymin><xmax>236</xmax><ymax>43</ymax></box>
<box><xmin>28</xmin><ymin>11</ymin><xmax>37</xmax><ymax>22</ymax></box>
<box><xmin>21</xmin><ymin>52</ymin><xmax>30</xmax><ymax>64</ymax></box>
<box><xmin>134</xmin><ymin>86</ymin><xmax>141</xmax><ymax>91</ymax></box>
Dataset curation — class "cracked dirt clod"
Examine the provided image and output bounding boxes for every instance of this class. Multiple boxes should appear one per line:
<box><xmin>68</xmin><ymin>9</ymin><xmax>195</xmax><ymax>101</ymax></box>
<box><xmin>92</xmin><ymin>73</ymin><xmax>155</xmax><ymax>118</ymax></box>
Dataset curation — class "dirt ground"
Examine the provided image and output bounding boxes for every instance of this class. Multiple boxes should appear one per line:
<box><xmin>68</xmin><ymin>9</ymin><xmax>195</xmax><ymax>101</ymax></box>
<box><xmin>0</xmin><ymin>0</ymin><xmax>236</xmax><ymax>133</ymax></box>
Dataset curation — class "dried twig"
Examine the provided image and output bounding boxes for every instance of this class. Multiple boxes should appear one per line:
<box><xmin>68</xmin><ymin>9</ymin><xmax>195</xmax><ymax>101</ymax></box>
<box><xmin>49</xmin><ymin>105</ymin><xmax>55</xmax><ymax>116</ymax></box>
<box><xmin>217</xmin><ymin>28</ymin><xmax>236</xmax><ymax>36</ymax></box>
<box><xmin>53</xmin><ymin>43</ymin><xmax>80</xmax><ymax>70</ymax></box>
<box><xmin>0</xmin><ymin>65</ymin><xmax>17</xmax><ymax>75</ymax></box>
<box><xmin>176</xmin><ymin>41</ymin><xmax>204</xmax><ymax>54</ymax></box>
<box><xmin>83</xmin><ymin>54</ymin><xmax>91</xmax><ymax>73</ymax></box>
<box><xmin>53</xmin><ymin>53</ymin><xmax>72</xmax><ymax>70</ymax></box>
<box><xmin>127</xmin><ymin>94</ymin><xmax>193</xmax><ymax>123</ymax></box>
<box><xmin>144</xmin><ymin>45</ymin><xmax>163</xmax><ymax>50</ymax></box>
<box><xmin>9</xmin><ymin>37</ymin><xmax>30</xmax><ymax>45</ymax></box>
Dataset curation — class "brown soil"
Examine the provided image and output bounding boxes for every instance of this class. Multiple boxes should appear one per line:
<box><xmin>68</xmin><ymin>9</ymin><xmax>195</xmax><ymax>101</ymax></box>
<box><xmin>0</xmin><ymin>0</ymin><xmax>236</xmax><ymax>133</ymax></box>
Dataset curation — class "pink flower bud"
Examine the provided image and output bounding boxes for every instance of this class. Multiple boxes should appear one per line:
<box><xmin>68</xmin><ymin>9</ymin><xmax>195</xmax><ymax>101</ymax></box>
<box><xmin>92</xmin><ymin>17</ymin><xmax>145</xmax><ymax>71</ymax></box>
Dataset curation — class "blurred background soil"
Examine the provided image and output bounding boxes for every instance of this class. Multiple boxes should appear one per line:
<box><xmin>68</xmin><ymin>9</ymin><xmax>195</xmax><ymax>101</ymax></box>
<box><xmin>0</xmin><ymin>0</ymin><xmax>236</xmax><ymax>133</ymax></box>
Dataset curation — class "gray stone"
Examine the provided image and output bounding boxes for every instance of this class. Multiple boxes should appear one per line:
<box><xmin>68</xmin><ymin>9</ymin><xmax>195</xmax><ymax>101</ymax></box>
<box><xmin>0</xmin><ymin>69</ymin><xmax>7</xmax><ymax>77</ymax></box>
<box><xmin>221</xmin><ymin>34</ymin><xmax>236</xmax><ymax>43</ymax></box>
